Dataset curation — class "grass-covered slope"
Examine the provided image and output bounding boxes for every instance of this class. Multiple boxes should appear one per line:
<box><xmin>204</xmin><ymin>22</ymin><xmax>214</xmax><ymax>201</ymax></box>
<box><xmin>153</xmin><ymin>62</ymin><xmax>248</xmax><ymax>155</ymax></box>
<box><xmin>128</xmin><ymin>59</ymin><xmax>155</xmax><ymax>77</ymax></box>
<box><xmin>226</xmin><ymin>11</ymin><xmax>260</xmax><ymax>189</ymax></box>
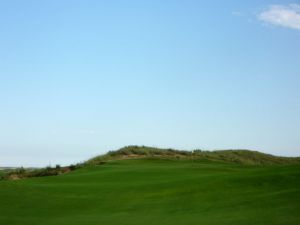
<box><xmin>1</xmin><ymin>157</ymin><xmax>300</xmax><ymax>225</ymax></box>
<box><xmin>3</xmin><ymin>146</ymin><xmax>300</xmax><ymax>181</ymax></box>
<box><xmin>88</xmin><ymin>145</ymin><xmax>300</xmax><ymax>165</ymax></box>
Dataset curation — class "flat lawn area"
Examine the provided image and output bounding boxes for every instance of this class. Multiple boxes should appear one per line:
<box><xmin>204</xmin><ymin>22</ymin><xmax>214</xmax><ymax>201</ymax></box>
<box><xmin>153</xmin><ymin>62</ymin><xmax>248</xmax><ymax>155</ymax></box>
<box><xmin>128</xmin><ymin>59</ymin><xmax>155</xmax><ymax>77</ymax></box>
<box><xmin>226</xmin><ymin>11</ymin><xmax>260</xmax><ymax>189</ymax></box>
<box><xmin>0</xmin><ymin>159</ymin><xmax>300</xmax><ymax>225</ymax></box>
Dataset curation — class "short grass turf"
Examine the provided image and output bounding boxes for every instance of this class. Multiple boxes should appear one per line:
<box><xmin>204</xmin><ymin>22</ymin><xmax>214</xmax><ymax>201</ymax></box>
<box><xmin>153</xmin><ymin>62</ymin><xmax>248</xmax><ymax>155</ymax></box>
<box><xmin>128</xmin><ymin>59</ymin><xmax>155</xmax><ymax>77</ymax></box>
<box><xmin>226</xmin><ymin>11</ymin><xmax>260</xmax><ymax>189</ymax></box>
<box><xmin>0</xmin><ymin>159</ymin><xmax>300</xmax><ymax>225</ymax></box>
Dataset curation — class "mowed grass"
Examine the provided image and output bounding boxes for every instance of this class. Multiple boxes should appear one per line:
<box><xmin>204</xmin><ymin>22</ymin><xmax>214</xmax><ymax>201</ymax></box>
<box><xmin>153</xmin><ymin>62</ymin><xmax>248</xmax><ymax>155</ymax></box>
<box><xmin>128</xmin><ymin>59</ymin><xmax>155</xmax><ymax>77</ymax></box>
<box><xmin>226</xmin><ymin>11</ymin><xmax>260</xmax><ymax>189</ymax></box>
<box><xmin>0</xmin><ymin>159</ymin><xmax>300</xmax><ymax>225</ymax></box>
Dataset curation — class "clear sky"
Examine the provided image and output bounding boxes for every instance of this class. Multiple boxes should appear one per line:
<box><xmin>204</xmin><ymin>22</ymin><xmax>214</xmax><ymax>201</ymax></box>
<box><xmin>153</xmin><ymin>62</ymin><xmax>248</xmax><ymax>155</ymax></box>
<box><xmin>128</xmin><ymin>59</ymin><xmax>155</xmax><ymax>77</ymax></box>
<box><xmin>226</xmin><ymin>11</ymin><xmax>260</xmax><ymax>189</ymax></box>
<box><xmin>1</xmin><ymin>0</ymin><xmax>300</xmax><ymax>167</ymax></box>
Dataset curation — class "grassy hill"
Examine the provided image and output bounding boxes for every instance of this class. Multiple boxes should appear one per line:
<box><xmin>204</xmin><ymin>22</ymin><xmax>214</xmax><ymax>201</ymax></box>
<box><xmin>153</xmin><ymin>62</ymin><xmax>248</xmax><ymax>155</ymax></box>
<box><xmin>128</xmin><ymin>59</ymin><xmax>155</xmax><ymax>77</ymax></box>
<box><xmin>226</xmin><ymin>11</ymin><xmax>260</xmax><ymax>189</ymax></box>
<box><xmin>0</xmin><ymin>146</ymin><xmax>300</xmax><ymax>225</ymax></box>
<box><xmin>88</xmin><ymin>145</ymin><xmax>300</xmax><ymax>165</ymax></box>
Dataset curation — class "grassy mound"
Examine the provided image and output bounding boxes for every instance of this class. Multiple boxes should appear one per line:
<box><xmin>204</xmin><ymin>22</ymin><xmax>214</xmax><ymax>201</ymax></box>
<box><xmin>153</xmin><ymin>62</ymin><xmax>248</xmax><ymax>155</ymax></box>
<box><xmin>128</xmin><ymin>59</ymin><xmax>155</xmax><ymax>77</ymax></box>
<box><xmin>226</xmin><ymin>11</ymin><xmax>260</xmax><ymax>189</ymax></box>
<box><xmin>87</xmin><ymin>145</ymin><xmax>300</xmax><ymax>166</ymax></box>
<box><xmin>3</xmin><ymin>146</ymin><xmax>299</xmax><ymax>181</ymax></box>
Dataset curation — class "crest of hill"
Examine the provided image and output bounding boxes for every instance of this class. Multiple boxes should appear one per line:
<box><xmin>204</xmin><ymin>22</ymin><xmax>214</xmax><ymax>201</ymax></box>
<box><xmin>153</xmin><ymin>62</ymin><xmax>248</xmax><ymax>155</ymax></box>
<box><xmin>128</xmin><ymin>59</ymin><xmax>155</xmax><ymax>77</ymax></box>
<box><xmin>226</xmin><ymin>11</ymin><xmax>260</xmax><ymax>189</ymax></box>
<box><xmin>3</xmin><ymin>146</ymin><xmax>300</xmax><ymax>181</ymax></box>
<box><xmin>87</xmin><ymin>145</ymin><xmax>300</xmax><ymax>166</ymax></box>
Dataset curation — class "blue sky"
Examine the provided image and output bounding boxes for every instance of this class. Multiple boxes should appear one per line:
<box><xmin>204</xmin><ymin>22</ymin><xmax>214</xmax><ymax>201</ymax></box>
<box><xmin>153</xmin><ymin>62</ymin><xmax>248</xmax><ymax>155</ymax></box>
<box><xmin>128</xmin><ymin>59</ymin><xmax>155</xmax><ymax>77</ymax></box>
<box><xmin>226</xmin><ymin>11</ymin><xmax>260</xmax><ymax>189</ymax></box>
<box><xmin>1</xmin><ymin>0</ymin><xmax>300</xmax><ymax>167</ymax></box>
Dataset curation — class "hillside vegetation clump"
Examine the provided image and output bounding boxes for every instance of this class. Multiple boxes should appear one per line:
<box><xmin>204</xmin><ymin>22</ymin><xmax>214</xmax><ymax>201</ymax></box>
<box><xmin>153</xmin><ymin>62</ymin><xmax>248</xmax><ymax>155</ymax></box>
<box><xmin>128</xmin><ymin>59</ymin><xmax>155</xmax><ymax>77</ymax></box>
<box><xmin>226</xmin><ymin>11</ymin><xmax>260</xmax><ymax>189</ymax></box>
<box><xmin>0</xmin><ymin>164</ymin><xmax>82</xmax><ymax>180</ymax></box>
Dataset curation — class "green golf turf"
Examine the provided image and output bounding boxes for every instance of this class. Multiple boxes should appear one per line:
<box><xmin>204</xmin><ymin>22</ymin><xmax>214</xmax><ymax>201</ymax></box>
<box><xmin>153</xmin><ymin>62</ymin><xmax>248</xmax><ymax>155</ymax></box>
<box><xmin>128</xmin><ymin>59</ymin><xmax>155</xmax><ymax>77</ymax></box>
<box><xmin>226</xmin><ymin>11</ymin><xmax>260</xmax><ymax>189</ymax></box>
<box><xmin>0</xmin><ymin>158</ymin><xmax>299</xmax><ymax>225</ymax></box>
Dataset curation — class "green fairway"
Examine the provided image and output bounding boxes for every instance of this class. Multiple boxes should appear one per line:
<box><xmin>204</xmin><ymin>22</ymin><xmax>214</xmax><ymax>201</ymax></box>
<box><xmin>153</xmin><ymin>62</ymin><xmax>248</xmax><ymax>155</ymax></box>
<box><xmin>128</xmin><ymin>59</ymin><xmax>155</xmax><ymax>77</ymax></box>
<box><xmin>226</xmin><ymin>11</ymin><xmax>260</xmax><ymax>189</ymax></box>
<box><xmin>0</xmin><ymin>158</ymin><xmax>300</xmax><ymax>225</ymax></box>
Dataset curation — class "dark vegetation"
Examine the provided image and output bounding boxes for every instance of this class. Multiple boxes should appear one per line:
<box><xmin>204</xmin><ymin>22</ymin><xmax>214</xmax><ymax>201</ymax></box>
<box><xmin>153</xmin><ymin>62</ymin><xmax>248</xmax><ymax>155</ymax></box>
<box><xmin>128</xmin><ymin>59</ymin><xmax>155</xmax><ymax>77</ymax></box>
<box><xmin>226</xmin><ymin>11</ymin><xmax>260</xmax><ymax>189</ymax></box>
<box><xmin>2</xmin><ymin>145</ymin><xmax>300</xmax><ymax>180</ymax></box>
<box><xmin>0</xmin><ymin>163</ymin><xmax>81</xmax><ymax>180</ymax></box>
